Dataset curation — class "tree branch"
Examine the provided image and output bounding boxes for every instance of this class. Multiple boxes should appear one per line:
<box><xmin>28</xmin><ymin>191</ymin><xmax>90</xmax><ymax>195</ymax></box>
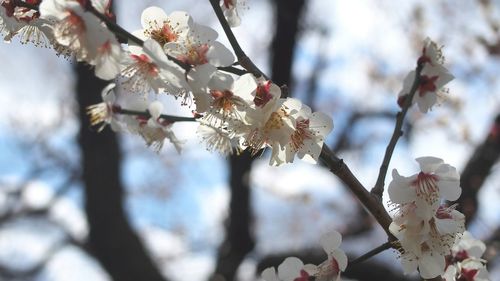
<box><xmin>371</xmin><ymin>63</ymin><xmax>424</xmax><ymax>199</ymax></box>
<box><xmin>208</xmin><ymin>0</ymin><xmax>269</xmax><ymax>80</ymax></box>
<box><xmin>319</xmin><ymin>145</ymin><xmax>395</xmax><ymax>238</ymax></box>
<box><xmin>117</xmin><ymin>108</ymin><xmax>198</xmax><ymax>122</ymax></box>
<box><xmin>346</xmin><ymin>242</ymin><xmax>393</xmax><ymax>269</ymax></box>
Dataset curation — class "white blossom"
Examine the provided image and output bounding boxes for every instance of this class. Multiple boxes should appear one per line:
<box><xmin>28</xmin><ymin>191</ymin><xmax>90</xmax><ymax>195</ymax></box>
<box><xmin>388</xmin><ymin>156</ymin><xmax>461</xmax><ymax>219</ymax></box>
<box><xmin>398</xmin><ymin>38</ymin><xmax>454</xmax><ymax>113</ymax></box>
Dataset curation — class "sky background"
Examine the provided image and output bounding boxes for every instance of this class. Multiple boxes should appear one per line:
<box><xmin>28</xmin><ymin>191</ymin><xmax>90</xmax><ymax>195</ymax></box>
<box><xmin>0</xmin><ymin>0</ymin><xmax>499</xmax><ymax>280</ymax></box>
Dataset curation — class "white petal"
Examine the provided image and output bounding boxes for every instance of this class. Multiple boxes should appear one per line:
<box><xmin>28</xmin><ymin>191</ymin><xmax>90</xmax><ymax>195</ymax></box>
<box><xmin>190</xmin><ymin>23</ymin><xmax>218</xmax><ymax>43</ymax></box>
<box><xmin>207</xmin><ymin>41</ymin><xmax>235</xmax><ymax>67</ymax></box>
<box><xmin>141</xmin><ymin>6</ymin><xmax>168</xmax><ymax>29</ymax></box>
<box><xmin>419</xmin><ymin>252</ymin><xmax>446</xmax><ymax>279</ymax></box>
<box><xmin>310</xmin><ymin>112</ymin><xmax>333</xmax><ymax>137</ymax></box>
<box><xmin>188</xmin><ymin>64</ymin><xmax>217</xmax><ymax>92</ymax></box>
<box><xmin>416</xmin><ymin>90</ymin><xmax>437</xmax><ymax>113</ymax></box>
<box><xmin>208</xmin><ymin>71</ymin><xmax>234</xmax><ymax>90</ymax></box>
<box><xmin>331</xmin><ymin>249</ymin><xmax>348</xmax><ymax>271</ymax></box>
<box><xmin>148</xmin><ymin>101</ymin><xmax>163</xmax><ymax>120</ymax></box>
<box><xmin>192</xmin><ymin>91</ymin><xmax>211</xmax><ymax>113</ymax></box>
<box><xmin>437</xmin><ymin>179</ymin><xmax>461</xmax><ymax>201</ymax></box>
<box><xmin>278</xmin><ymin>257</ymin><xmax>303</xmax><ymax>281</ymax></box>
<box><xmin>320</xmin><ymin>230</ymin><xmax>342</xmax><ymax>253</ymax></box>
<box><xmin>398</xmin><ymin>71</ymin><xmax>416</xmax><ymax>97</ymax></box>
<box><xmin>400</xmin><ymin>254</ymin><xmax>418</xmax><ymax>275</ymax></box>
<box><xmin>232</xmin><ymin>73</ymin><xmax>258</xmax><ymax>100</ymax></box>
<box><xmin>261</xmin><ymin>267</ymin><xmax>278</xmax><ymax>281</ymax></box>
<box><xmin>388</xmin><ymin>169</ymin><xmax>416</xmax><ymax>204</ymax></box>
<box><xmin>168</xmin><ymin>11</ymin><xmax>192</xmax><ymax>29</ymax></box>
<box><xmin>415</xmin><ymin>156</ymin><xmax>443</xmax><ymax>173</ymax></box>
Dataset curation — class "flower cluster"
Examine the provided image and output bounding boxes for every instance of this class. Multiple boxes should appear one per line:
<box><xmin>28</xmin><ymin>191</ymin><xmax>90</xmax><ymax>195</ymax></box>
<box><xmin>443</xmin><ymin>231</ymin><xmax>490</xmax><ymax>281</ymax></box>
<box><xmin>388</xmin><ymin>157</ymin><xmax>465</xmax><ymax>279</ymax></box>
<box><xmin>398</xmin><ymin>38</ymin><xmax>454</xmax><ymax>113</ymax></box>
<box><xmin>262</xmin><ymin>231</ymin><xmax>347</xmax><ymax>281</ymax></box>
<box><xmin>197</xmin><ymin>73</ymin><xmax>333</xmax><ymax>165</ymax></box>
<box><xmin>86</xmin><ymin>83</ymin><xmax>185</xmax><ymax>152</ymax></box>
<box><xmin>0</xmin><ymin>1</ymin><xmax>331</xmax><ymax>164</ymax></box>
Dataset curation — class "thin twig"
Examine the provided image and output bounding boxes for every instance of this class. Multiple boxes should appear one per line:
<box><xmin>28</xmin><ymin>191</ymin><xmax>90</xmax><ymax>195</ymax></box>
<box><xmin>346</xmin><ymin>242</ymin><xmax>393</xmax><ymax>269</ymax></box>
<box><xmin>208</xmin><ymin>0</ymin><xmax>269</xmax><ymax>80</ymax></box>
<box><xmin>371</xmin><ymin>63</ymin><xmax>424</xmax><ymax>200</ymax></box>
<box><xmin>118</xmin><ymin>108</ymin><xmax>198</xmax><ymax>122</ymax></box>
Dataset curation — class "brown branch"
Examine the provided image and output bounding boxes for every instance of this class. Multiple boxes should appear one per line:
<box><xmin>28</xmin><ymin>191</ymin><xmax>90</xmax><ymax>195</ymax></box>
<box><xmin>319</xmin><ymin>146</ymin><xmax>394</xmax><ymax>238</ymax></box>
<box><xmin>346</xmin><ymin>242</ymin><xmax>393</xmax><ymax>268</ymax></box>
<box><xmin>117</xmin><ymin>108</ymin><xmax>198</xmax><ymax>122</ymax></box>
<box><xmin>208</xmin><ymin>0</ymin><xmax>269</xmax><ymax>80</ymax></box>
<box><xmin>371</xmin><ymin>63</ymin><xmax>424</xmax><ymax>199</ymax></box>
<box><xmin>332</xmin><ymin>110</ymin><xmax>398</xmax><ymax>152</ymax></box>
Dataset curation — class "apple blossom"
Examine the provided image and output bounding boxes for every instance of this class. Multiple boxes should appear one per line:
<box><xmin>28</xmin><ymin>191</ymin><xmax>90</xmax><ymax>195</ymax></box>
<box><xmin>86</xmin><ymin>82</ymin><xmax>120</xmax><ymax>132</ymax></box>
<box><xmin>197</xmin><ymin>122</ymin><xmax>236</xmax><ymax>155</ymax></box>
<box><xmin>163</xmin><ymin>16</ymin><xmax>234</xmax><ymax>69</ymax></box>
<box><xmin>261</xmin><ymin>231</ymin><xmax>346</xmax><ymax>281</ymax></box>
<box><xmin>135</xmin><ymin>7</ymin><xmax>191</xmax><ymax>48</ymax></box>
<box><xmin>0</xmin><ymin>0</ymin><xmax>51</xmax><ymax>45</ymax></box>
<box><xmin>241</xmin><ymin>97</ymin><xmax>301</xmax><ymax>159</ymax></box>
<box><xmin>388</xmin><ymin>156</ymin><xmax>461</xmax><ymax>217</ymax></box>
<box><xmin>221</xmin><ymin>0</ymin><xmax>242</xmax><ymax>27</ymax></box>
<box><xmin>443</xmin><ymin>231</ymin><xmax>490</xmax><ymax>281</ymax></box>
<box><xmin>314</xmin><ymin>230</ymin><xmax>348</xmax><ymax>281</ymax></box>
<box><xmin>262</xmin><ymin>257</ymin><xmax>317</xmax><ymax>281</ymax></box>
<box><xmin>390</xmin><ymin>204</ymin><xmax>465</xmax><ymax>279</ymax></box>
<box><xmin>139</xmin><ymin>101</ymin><xmax>185</xmax><ymax>153</ymax></box>
<box><xmin>398</xmin><ymin>38</ymin><xmax>454</xmax><ymax>113</ymax></box>
<box><xmin>40</xmin><ymin>0</ymin><xmax>115</xmax><ymax>63</ymax></box>
<box><xmin>270</xmin><ymin>103</ymin><xmax>333</xmax><ymax>166</ymax></box>
<box><xmin>122</xmin><ymin>39</ymin><xmax>189</xmax><ymax>95</ymax></box>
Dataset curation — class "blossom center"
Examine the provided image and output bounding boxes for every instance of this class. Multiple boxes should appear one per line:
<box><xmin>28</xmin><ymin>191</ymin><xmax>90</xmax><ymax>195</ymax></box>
<box><xmin>412</xmin><ymin>172</ymin><xmax>439</xmax><ymax>203</ymax></box>
<box><xmin>211</xmin><ymin>90</ymin><xmax>236</xmax><ymax>113</ymax></box>
<box><xmin>253</xmin><ymin>81</ymin><xmax>273</xmax><ymax>107</ymax></box>
<box><xmin>290</xmin><ymin>119</ymin><xmax>312</xmax><ymax>151</ymax></box>
<box><xmin>418</xmin><ymin>75</ymin><xmax>439</xmax><ymax>96</ymax></box>
<box><xmin>178</xmin><ymin>44</ymin><xmax>209</xmax><ymax>66</ymax></box>
<box><xmin>264</xmin><ymin>108</ymin><xmax>288</xmax><ymax>133</ymax></box>
<box><xmin>131</xmin><ymin>54</ymin><xmax>158</xmax><ymax>76</ymax></box>
<box><xmin>146</xmin><ymin>22</ymin><xmax>178</xmax><ymax>46</ymax></box>
<box><xmin>293</xmin><ymin>269</ymin><xmax>310</xmax><ymax>281</ymax></box>
<box><xmin>458</xmin><ymin>268</ymin><xmax>478</xmax><ymax>281</ymax></box>
<box><xmin>454</xmin><ymin>250</ymin><xmax>469</xmax><ymax>262</ymax></box>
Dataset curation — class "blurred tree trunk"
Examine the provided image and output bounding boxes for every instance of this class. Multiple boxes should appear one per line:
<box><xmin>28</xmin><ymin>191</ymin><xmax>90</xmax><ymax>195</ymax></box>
<box><xmin>76</xmin><ymin>63</ymin><xmax>167</xmax><ymax>281</ymax></box>
<box><xmin>211</xmin><ymin>0</ymin><xmax>305</xmax><ymax>280</ymax></box>
<box><xmin>457</xmin><ymin>114</ymin><xmax>500</xmax><ymax>224</ymax></box>
<box><xmin>271</xmin><ymin>0</ymin><xmax>306</xmax><ymax>89</ymax></box>
<box><xmin>211</xmin><ymin>151</ymin><xmax>256</xmax><ymax>281</ymax></box>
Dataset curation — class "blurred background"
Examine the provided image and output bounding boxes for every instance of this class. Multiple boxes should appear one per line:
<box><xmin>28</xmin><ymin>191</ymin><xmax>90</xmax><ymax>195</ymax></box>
<box><xmin>0</xmin><ymin>0</ymin><xmax>499</xmax><ymax>280</ymax></box>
